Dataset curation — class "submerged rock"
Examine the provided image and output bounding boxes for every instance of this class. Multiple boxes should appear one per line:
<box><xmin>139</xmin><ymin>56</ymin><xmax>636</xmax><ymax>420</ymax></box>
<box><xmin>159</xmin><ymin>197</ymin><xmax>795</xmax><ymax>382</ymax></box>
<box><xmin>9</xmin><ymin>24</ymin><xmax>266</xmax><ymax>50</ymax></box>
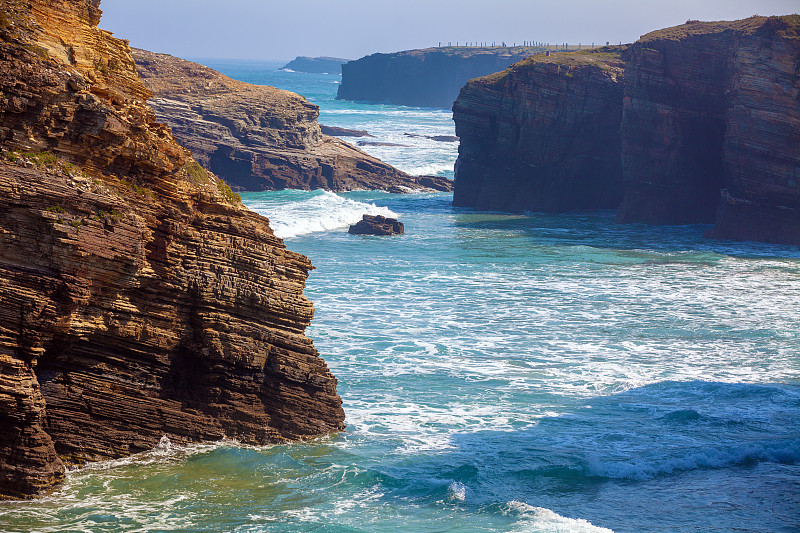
<box><xmin>349</xmin><ymin>215</ymin><xmax>404</xmax><ymax>235</ymax></box>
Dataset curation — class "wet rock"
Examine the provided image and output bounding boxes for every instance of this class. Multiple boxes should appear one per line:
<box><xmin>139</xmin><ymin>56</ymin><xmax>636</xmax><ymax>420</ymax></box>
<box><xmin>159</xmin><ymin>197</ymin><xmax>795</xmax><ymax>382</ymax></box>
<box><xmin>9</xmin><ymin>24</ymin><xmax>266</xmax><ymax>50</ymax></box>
<box><xmin>320</xmin><ymin>125</ymin><xmax>372</xmax><ymax>137</ymax></box>
<box><xmin>348</xmin><ymin>215</ymin><xmax>404</xmax><ymax>235</ymax></box>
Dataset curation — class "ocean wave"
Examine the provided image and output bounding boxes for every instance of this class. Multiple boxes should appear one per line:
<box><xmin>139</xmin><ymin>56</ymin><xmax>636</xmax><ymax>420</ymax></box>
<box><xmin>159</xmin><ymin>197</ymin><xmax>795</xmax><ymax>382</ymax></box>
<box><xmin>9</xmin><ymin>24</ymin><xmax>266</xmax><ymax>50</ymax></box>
<box><xmin>400</xmin><ymin>162</ymin><xmax>454</xmax><ymax>176</ymax></box>
<box><xmin>585</xmin><ymin>438</ymin><xmax>800</xmax><ymax>480</ymax></box>
<box><xmin>277</xmin><ymin>68</ymin><xmax>295</xmax><ymax>73</ymax></box>
<box><xmin>249</xmin><ymin>190</ymin><xmax>398</xmax><ymax>239</ymax></box>
<box><xmin>503</xmin><ymin>501</ymin><xmax>614</xmax><ymax>533</ymax></box>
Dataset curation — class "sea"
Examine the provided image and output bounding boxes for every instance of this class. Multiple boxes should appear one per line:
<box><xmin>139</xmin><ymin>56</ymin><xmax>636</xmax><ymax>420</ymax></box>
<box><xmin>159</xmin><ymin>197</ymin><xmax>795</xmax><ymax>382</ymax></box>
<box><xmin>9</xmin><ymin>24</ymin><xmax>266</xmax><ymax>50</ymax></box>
<box><xmin>2</xmin><ymin>61</ymin><xmax>799</xmax><ymax>533</ymax></box>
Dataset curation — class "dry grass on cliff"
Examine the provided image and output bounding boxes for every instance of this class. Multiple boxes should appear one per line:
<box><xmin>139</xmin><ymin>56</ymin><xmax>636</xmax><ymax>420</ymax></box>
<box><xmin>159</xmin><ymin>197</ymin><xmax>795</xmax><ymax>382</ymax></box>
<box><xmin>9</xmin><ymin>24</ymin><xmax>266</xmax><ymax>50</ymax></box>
<box><xmin>641</xmin><ymin>15</ymin><xmax>800</xmax><ymax>42</ymax></box>
<box><xmin>473</xmin><ymin>47</ymin><xmax>625</xmax><ymax>89</ymax></box>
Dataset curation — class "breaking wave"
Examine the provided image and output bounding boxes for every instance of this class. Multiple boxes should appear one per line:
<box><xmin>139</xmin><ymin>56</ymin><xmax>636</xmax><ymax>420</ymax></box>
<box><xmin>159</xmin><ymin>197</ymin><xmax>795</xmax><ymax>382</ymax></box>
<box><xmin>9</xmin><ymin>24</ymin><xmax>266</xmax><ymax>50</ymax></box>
<box><xmin>246</xmin><ymin>189</ymin><xmax>398</xmax><ymax>239</ymax></box>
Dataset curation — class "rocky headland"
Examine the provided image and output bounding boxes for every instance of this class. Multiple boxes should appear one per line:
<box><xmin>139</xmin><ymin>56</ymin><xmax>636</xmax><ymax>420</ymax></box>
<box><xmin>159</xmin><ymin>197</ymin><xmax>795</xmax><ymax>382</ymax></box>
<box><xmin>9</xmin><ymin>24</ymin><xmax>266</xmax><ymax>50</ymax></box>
<box><xmin>337</xmin><ymin>46</ymin><xmax>543</xmax><ymax>108</ymax></box>
<box><xmin>133</xmin><ymin>49</ymin><xmax>453</xmax><ymax>193</ymax></box>
<box><xmin>0</xmin><ymin>0</ymin><xmax>345</xmax><ymax>499</ymax></box>
<box><xmin>281</xmin><ymin>56</ymin><xmax>350</xmax><ymax>74</ymax></box>
<box><xmin>453</xmin><ymin>48</ymin><xmax>625</xmax><ymax>212</ymax></box>
<box><xmin>453</xmin><ymin>16</ymin><xmax>800</xmax><ymax>245</ymax></box>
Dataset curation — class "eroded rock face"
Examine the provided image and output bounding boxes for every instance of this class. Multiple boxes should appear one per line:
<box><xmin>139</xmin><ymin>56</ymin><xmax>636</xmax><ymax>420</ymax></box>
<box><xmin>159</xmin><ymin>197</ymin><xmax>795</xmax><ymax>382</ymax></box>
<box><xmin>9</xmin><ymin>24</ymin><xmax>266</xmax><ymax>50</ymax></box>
<box><xmin>452</xmin><ymin>17</ymin><xmax>800</xmax><ymax>245</ymax></box>
<box><xmin>619</xmin><ymin>17</ymin><xmax>800</xmax><ymax>243</ymax></box>
<box><xmin>338</xmin><ymin>46</ymin><xmax>542</xmax><ymax>108</ymax></box>
<box><xmin>452</xmin><ymin>48</ymin><xmax>625</xmax><ymax>212</ymax></box>
<box><xmin>133</xmin><ymin>49</ymin><xmax>453</xmax><ymax>193</ymax></box>
<box><xmin>0</xmin><ymin>0</ymin><xmax>344</xmax><ymax>499</ymax></box>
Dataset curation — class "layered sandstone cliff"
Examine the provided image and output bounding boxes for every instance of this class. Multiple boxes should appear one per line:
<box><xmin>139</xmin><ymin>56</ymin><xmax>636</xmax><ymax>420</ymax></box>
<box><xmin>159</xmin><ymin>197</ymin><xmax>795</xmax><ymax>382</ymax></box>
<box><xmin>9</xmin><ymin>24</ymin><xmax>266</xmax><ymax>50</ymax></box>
<box><xmin>337</xmin><ymin>46</ymin><xmax>543</xmax><ymax>108</ymax></box>
<box><xmin>453</xmin><ymin>17</ymin><xmax>800</xmax><ymax>245</ymax></box>
<box><xmin>133</xmin><ymin>49</ymin><xmax>452</xmax><ymax>193</ymax></box>
<box><xmin>452</xmin><ymin>48</ymin><xmax>625</xmax><ymax>212</ymax></box>
<box><xmin>619</xmin><ymin>17</ymin><xmax>800</xmax><ymax>244</ymax></box>
<box><xmin>0</xmin><ymin>0</ymin><xmax>344</xmax><ymax>500</ymax></box>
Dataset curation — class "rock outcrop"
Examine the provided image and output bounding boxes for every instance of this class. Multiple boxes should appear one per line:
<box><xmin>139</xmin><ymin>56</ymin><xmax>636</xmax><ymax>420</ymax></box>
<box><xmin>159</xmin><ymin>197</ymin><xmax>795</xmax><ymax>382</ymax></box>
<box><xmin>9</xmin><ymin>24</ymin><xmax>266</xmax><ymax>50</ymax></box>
<box><xmin>281</xmin><ymin>56</ymin><xmax>350</xmax><ymax>74</ymax></box>
<box><xmin>619</xmin><ymin>17</ymin><xmax>800</xmax><ymax>244</ymax></box>
<box><xmin>0</xmin><ymin>0</ymin><xmax>345</xmax><ymax>500</ymax></box>
<box><xmin>133</xmin><ymin>49</ymin><xmax>453</xmax><ymax>193</ymax></box>
<box><xmin>452</xmin><ymin>16</ymin><xmax>800</xmax><ymax>245</ymax></box>
<box><xmin>337</xmin><ymin>46</ymin><xmax>543</xmax><ymax>108</ymax></box>
<box><xmin>452</xmin><ymin>48</ymin><xmax>625</xmax><ymax>212</ymax></box>
<box><xmin>320</xmin><ymin>125</ymin><xmax>372</xmax><ymax>137</ymax></box>
<box><xmin>348</xmin><ymin>215</ymin><xmax>404</xmax><ymax>236</ymax></box>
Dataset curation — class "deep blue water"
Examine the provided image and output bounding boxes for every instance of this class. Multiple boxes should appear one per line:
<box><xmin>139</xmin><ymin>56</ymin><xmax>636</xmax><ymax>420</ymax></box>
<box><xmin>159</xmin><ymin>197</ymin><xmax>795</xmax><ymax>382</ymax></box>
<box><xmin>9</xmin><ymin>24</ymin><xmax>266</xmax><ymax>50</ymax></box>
<box><xmin>1</xmin><ymin>62</ymin><xmax>798</xmax><ymax>533</ymax></box>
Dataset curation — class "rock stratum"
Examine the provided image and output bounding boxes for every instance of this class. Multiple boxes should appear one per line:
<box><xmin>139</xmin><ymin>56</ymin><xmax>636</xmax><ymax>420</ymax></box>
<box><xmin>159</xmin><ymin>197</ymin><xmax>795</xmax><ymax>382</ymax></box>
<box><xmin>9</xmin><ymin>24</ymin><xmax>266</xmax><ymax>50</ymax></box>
<box><xmin>337</xmin><ymin>46</ymin><xmax>544</xmax><ymax>108</ymax></box>
<box><xmin>0</xmin><ymin>0</ymin><xmax>345</xmax><ymax>500</ymax></box>
<box><xmin>453</xmin><ymin>48</ymin><xmax>625</xmax><ymax>212</ymax></box>
<box><xmin>281</xmin><ymin>56</ymin><xmax>350</xmax><ymax>74</ymax></box>
<box><xmin>453</xmin><ymin>17</ymin><xmax>800</xmax><ymax>245</ymax></box>
<box><xmin>133</xmin><ymin>49</ymin><xmax>453</xmax><ymax>193</ymax></box>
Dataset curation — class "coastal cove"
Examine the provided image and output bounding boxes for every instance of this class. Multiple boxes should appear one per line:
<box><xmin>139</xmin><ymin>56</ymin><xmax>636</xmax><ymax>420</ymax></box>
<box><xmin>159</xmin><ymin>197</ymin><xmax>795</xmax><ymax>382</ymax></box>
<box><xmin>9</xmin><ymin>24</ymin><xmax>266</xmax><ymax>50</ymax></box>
<box><xmin>2</xmin><ymin>64</ymin><xmax>799</xmax><ymax>532</ymax></box>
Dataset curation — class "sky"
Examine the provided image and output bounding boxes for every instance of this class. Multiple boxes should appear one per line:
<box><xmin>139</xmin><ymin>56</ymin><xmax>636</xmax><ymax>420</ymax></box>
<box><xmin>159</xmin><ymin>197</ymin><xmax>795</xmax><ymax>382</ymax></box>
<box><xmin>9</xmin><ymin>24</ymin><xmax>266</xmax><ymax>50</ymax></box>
<box><xmin>98</xmin><ymin>0</ymin><xmax>800</xmax><ymax>61</ymax></box>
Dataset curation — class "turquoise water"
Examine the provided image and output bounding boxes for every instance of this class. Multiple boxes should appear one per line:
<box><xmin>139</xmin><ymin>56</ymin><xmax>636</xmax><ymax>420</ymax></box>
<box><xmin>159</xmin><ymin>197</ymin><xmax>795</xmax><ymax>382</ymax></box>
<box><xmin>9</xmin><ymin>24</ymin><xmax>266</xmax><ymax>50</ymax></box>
<box><xmin>2</xmin><ymin>64</ymin><xmax>799</xmax><ymax>533</ymax></box>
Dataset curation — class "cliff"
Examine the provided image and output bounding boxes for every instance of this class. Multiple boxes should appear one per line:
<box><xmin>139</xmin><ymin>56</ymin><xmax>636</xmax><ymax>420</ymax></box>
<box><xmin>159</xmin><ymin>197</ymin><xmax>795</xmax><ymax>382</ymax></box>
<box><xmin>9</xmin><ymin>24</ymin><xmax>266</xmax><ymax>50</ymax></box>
<box><xmin>452</xmin><ymin>48</ymin><xmax>625</xmax><ymax>212</ymax></box>
<box><xmin>0</xmin><ymin>0</ymin><xmax>345</xmax><ymax>500</ymax></box>
<box><xmin>133</xmin><ymin>49</ymin><xmax>452</xmax><ymax>193</ymax></box>
<box><xmin>619</xmin><ymin>16</ymin><xmax>800</xmax><ymax>244</ymax></box>
<box><xmin>337</xmin><ymin>46</ymin><xmax>543</xmax><ymax>108</ymax></box>
<box><xmin>453</xmin><ymin>16</ymin><xmax>800</xmax><ymax>245</ymax></box>
<box><xmin>281</xmin><ymin>56</ymin><xmax>350</xmax><ymax>74</ymax></box>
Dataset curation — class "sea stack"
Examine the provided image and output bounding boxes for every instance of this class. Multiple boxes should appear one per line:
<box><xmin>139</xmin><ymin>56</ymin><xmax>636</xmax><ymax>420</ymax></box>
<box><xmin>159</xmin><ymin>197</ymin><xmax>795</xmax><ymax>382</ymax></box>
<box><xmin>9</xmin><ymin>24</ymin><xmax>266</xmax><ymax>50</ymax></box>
<box><xmin>0</xmin><ymin>0</ymin><xmax>345</xmax><ymax>499</ymax></box>
<box><xmin>452</xmin><ymin>16</ymin><xmax>800</xmax><ymax>245</ymax></box>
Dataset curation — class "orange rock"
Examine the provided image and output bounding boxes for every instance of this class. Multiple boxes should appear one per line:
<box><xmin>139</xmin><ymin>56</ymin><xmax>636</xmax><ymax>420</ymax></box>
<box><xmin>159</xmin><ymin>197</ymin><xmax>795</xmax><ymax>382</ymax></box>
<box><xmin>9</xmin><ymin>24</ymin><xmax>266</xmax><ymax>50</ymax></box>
<box><xmin>0</xmin><ymin>0</ymin><xmax>344</xmax><ymax>499</ymax></box>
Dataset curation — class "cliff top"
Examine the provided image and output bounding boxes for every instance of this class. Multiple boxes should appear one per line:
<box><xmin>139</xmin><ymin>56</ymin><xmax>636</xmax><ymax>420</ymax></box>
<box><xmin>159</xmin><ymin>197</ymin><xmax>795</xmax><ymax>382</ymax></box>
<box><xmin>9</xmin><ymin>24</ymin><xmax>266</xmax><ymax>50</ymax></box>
<box><xmin>640</xmin><ymin>14</ymin><xmax>800</xmax><ymax>42</ymax></box>
<box><xmin>359</xmin><ymin>45</ymin><xmax>544</xmax><ymax>61</ymax></box>
<box><xmin>472</xmin><ymin>47</ymin><xmax>626</xmax><ymax>88</ymax></box>
<box><xmin>133</xmin><ymin>48</ymin><xmax>309</xmax><ymax>106</ymax></box>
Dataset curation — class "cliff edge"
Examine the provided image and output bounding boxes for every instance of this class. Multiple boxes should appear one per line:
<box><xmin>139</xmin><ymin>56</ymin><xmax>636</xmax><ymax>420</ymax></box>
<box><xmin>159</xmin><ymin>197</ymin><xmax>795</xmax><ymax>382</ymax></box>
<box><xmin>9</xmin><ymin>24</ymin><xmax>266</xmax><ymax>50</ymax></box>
<box><xmin>453</xmin><ymin>48</ymin><xmax>625</xmax><ymax>212</ymax></box>
<box><xmin>0</xmin><ymin>0</ymin><xmax>344</xmax><ymax>499</ymax></box>
<box><xmin>133</xmin><ymin>49</ymin><xmax>453</xmax><ymax>193</ymax></box>
<box><xmin>453</xmin><ymin>17</ymin><xmax>800</xmax><ymax>245</ymax></box>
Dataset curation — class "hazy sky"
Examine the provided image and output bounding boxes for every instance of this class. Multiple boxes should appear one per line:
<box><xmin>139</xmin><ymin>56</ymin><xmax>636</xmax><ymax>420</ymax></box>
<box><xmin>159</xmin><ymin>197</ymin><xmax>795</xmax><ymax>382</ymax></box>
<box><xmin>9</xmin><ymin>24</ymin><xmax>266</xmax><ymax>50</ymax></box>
<box><xmin>99</xmin><ymin>0</ymin><xmax>799</xmax><ymax>61</ymax></box>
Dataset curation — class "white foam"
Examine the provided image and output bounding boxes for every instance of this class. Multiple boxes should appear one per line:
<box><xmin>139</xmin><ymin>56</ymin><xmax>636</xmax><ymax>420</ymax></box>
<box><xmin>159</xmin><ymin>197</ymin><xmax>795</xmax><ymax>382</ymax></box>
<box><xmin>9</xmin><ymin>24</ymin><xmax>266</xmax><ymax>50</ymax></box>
<box><xmin>505</xmin><ymin>501</ymin><xmax>614</xmax><ymax>532</ymax></box>
<box><xmin>447</xmin><ymin>481</ymin><xmax>467</xmax><ymax>502</ymax></box>
<box><xmin>249</xmin><ymin>190</ymin><xmax>398</xmax><ymax>239</ymax></box>
<box><xmin>397</xmin><ymin>162</ymin><xmax>454</xmax><ymax>176</ymax></box>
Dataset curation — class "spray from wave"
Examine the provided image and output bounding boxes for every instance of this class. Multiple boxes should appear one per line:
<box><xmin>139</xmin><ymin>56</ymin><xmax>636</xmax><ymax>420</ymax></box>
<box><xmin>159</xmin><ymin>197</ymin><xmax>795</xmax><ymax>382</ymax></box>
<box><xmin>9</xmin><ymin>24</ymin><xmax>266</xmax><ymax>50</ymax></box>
<box><xmin>248</xmin><ymin>190</ymin><xmax>398</xmax><ymax>239</ymax></box>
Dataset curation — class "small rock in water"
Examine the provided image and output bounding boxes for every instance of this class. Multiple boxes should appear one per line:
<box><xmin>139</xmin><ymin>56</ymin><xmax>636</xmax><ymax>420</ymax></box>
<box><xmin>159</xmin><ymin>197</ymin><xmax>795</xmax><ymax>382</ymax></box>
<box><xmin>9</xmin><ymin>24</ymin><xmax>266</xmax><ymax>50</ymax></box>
<box><xmin>348</xmin><ymin>214</ymin><xmax>404</xmax><ymax>236</ymax></box>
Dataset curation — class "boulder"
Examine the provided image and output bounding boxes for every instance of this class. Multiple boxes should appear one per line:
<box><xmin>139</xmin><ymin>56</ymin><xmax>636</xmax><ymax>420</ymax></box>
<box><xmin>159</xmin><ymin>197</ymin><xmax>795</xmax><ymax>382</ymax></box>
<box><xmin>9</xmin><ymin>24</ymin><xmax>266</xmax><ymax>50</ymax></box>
<box><xmin>348</xmin><ymin>215</ymin><xmax>404</xmax><ymax>235</ymax></box>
